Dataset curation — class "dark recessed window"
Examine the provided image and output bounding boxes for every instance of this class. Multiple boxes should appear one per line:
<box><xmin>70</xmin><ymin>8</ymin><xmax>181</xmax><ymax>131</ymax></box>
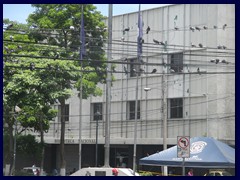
<box><xmin>93</xmin><ymin>103</ymin><xmax>102</xmax><ymax>121</ymax></box>
<box><xmin>128</xmin><ymin>101</ymin><xmax>140</xmax><ymax>120</ymax></box>
<box><xmin>169</xmin><ymin>98</ymin><xmax>183</xmax><ymax>118</ymax></box>
<box><xmin>169</xmin><ymin>53</ymin><xmax>183</xmax><ymax>73</ymax></box>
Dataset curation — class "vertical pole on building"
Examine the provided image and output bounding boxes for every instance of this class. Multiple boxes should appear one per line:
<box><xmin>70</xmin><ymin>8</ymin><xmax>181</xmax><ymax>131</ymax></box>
<box><xmin>104</xmin><ymin>4</ymin><xmax>112</xmax><ymax>167</ymax></box>
<box><xmin>133</xmin><ymin>4</ymin><xmax>142</xmax><ymax>175</ymax></box>
<box><xmin>78</xmin><ymin>4</ymin><xmax>84</xmax><ymax>170</ymax></box>
<box><xmin>162</xmin><ymin>68</ymin><xmax>168</xmax><ymax>176</ymax></box>
<box><xmin>95</xmin><ymin>113</ymin><xmax>99</xmax><ymax>167</ymax></box>
<box><xmin>162</xmin><ymin>6</ymin><xmax>169</xmax><ymax>176</ymax></box>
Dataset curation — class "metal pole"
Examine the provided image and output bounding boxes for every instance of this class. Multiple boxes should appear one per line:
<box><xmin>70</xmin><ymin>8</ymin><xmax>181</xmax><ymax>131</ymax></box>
<box><xmin>95</xmin><ymin>114</ymin><xmax>99</xmax><ymax>167</ymax></box>
<box><xmin>162</xmin><ymin>73</ymin><xmax>168</xmax><ymax>176</ymax></box>
<box><xmin>104</xmin><ymin>4</ymin><xmax>112</xmax><ymax>167</ymax></box>
<box><xmin>133</xmin><ymin>73</ymin><xmax>139</xmax><ymax>175</ymax></box>
<box><xmin>11</xmin><ymin>106</ymin><xmax>21</xmax><ymax>176</ymax></box>
<box><xmin>162</xmin><ymin>6</ymin><xmax>168</xmax><ymax>176</ymax></box>
<box><xmin>133</xmin><ymin>4</ymin><xmax>142</xmax><ymax>175</ymax></box>
<box><xmin>12</xmin><ymin>114</ymin><xmax>17</xmax><ymax>176</ymax></box>
<box><xmin>78</xmin><ymin>5</ymin><xmax>84</xmax><ymax>170</ymax></box>
<box><xmin>182</xmin><ymin>157</ymin><xmax>185</xmax><ymax>176</ymax></box>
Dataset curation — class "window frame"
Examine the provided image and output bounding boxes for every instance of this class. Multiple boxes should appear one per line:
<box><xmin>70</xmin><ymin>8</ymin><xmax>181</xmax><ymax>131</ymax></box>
<box><xmin>169</xmin><ymin>98</ymin><xmax>183</xmax><ymax>119</ymax></box>
<box><xmin>169</xmin><ymin>52</ymin><xmax>183</xmax><ymax>73</ymax></box>
<box><xmin>127</xmin><ymin>100</ymin><xmax>141</xmax><ymax>120</ymax></box>
<box><xmin>92</xmin><ymin>103</ymin><xmax>103</xmax><ymax>121</ymax></box>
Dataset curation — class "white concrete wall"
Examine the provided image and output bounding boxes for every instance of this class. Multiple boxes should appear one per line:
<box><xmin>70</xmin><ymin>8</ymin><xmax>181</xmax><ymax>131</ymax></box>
<box><xmin>42</xmin><ymin>4</ymin><xmax>235</xmax><ymax>145</ymax></box>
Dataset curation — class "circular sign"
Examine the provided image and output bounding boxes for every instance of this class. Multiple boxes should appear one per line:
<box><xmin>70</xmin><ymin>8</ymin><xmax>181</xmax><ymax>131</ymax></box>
<box><xmin>178</xmin><ymin>137</ymin><xmax>190</xmax><ymax>149</ymax></box>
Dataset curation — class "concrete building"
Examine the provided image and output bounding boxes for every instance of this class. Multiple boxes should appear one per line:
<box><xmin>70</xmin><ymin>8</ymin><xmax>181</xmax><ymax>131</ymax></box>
<box><xmin>31</xmin><ymin>4</ymin><xmax>235</xmax><ymax>173</ymax></box>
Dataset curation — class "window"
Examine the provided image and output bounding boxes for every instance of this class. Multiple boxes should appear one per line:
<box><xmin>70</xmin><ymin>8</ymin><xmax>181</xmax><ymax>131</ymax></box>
<box><xmin>93</xmin><ymin>103</ymin><xmax>103</xmax><ymax>121</ymax></box>
<box><xmin>169</xmin><ymin>98</ymin><xmax>183</xmax><ymax>118</ymax></box>
<box><xmin>128</xmin><ymin>101</ymin><xmax>140</xmax><ymax>120</ymax></box>
<box><xmin>169</xmin><ymin>53</ymin><xmax>183</xmax><ymax>73</ymax></box>
<box><xmin>58</xmin><ymin>104</ymin><xmax>69</xmax><ymax>122</ymax></box>
<box><xmin>128</xmin><ymin>58</ymin><xmax>141</xmax><ymax>77</ymax></box>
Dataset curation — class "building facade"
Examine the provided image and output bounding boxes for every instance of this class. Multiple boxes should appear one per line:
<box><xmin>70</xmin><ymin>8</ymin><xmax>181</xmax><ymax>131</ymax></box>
<box><xmin>29</xmin><ymin>4</ymin><xmax>235</xmax><ymax>174</ymax></box>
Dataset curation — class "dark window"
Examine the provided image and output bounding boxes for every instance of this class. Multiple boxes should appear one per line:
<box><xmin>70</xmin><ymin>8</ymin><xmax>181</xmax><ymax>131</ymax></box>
<box><xmin>169</xmin><ymin>53</ymin><xmax>183</xmax><ymax>73</ymax></box>
<box><xmin>58</xmin><ymin>104</ymin><xmax>69</xmax><ymax>122</ymax></box>
<box><xmin>169</xmin><ymin>98</ymin><xmax>183</xmax><ymax>118</ymax></box>
<box><xmin>128</xmin><ymin>101</ymin><xmax>140</xmax><ymax>120</ymax></box>
<box><xmin>128</xmin><ymin>58</ymin><xmax>141</xmax><ymax>77</ymax></box>
<box><xmin>93</xmin><ymin>103</ymin><xmax>102</xmax><ymax>121</ymax></box>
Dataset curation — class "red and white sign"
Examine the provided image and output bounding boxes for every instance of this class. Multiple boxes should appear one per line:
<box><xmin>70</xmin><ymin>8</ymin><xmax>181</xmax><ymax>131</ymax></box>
<box><xmin>177</xmin><ymin>136</ymin><xmax>190</xmax><ymax>158</ymax></box>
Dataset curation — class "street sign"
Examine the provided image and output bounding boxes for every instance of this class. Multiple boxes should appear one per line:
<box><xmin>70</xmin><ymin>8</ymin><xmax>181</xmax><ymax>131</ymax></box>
<box><xmin>177</xmin><ymin>136</ymin><xmax>190</xmax><ymax>158</ymax></box>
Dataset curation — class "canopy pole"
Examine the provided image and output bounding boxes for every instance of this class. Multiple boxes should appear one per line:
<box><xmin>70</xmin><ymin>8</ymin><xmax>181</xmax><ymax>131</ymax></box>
<box><xmin>182</xmin><ymin>157</ymin><xmax>185</xmax><ymax>176</ymax></box>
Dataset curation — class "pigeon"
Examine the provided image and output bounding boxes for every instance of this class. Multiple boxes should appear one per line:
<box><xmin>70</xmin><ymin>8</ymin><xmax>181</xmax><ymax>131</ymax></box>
<box><xmin>203</xmin><ymin>26</ymin><xmax>208</xmax><ymax>30</ymax></box>
<box><xmin>123</xmin><ymin>66</ymin><xmax>128</xmax><ymax>75</ymax></box>
<box><xmin>199</xmin><ymin>43</ymin><xmax>203</xmax><ymax>48</ymax></box>
<box><xmin>153</xmin><ymin>39</ymin><xmax>160</xmax><ymax>44</ymax></box>
<box><xmin>195</xmin><ymin>26</ymin><xmax>201</xmax><ymax>31</ymax></box>
<box><xmin>160</xmin><ymin>41</ymin><xmax>165</xmax><ymax>46</ymax></box>
<box><xmin>124</xmin><ymin>27</ymin><xmax>130</xmax><ymax>32</ymax></box>
<box><xmin>174</xmin><ymin>27</ymin><xmax>179</xmax><ymax>30</ymax></box>
<box><xmin>146</xmin><ymin>26</ymin><xmax>150</xmax><ymax>34</ymax></box>
<box><xmin>197</xmin><ymin>67</ymin><xmax>200</xmax><ymax>74</ymax></box>
<box><xmin>221</xmin><ymin>60</ymin><xmax>228</xmax><ymax>64</ymax></box>
<box><xmin>151</xmin><ymin>69</ymin><xmax>157</xmax><ymax>73</ymax></box>
<box><xmin>190</xmin><ymin>27</ymin><xmax>195</xmax><ymax>32</ymax></box>
<box><xmin>223</xmin><ymin>24</ymin><xmax>227</xmax><ymax>30</ymax></box>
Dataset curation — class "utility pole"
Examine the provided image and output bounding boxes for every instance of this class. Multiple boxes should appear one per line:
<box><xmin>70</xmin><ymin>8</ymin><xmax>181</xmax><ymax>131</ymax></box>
<box><xmin>162</xmin><ymin>59</ymin><xmax>168</xmax><ymax>176</ymax></box>
<box><xmin>79</xmin><ymin>4</ymin><xmax>84</xmax><ymax>170</ymax></box>
<box><xmin>133</xmin><ymin>4</ymin><xmax>142</xmax><ymax>175</ymax></box>
<box><xmin>104</xmin><ymin>4</ymin><xmax>112</xmax><ymax>167</ymax></box>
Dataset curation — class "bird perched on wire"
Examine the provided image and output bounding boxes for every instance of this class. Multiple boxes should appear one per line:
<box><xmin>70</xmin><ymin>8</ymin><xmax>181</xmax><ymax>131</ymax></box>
<box><xmin>197</xmin><ymin>67</ymin><xmax>201</xmax><ymax>75</ymax></box>
<box><xmin>190</xmin><ymin>26</ymin><xmax>195</xmax><ymax>32</ymax></box>
<box><xmin>123</xmin><ymin>66</ymin><xmax>128</xmax><ymax>75</ymax></box>
<box><xmin>151</xmin><ymin>69</ymin><xmax>157</xmax><ymax>73</ymax></box>
<box><xmin>195</xmin><ymin>26</ymin><xmax>201</xmax><ymax>31</ymax></box>
<box><xmin>124</xmin><ymin>27</ymin><xmax>130</xmax><ymax>32</ymax></box>
<box><xmin>146</xmin><ymin>26</ymin><xmax>150</xmax><ymax>34</ymax></box>
<box><xmin>222</xmin><ymin>24</ymin><xmax>227</xmax><ymax>30</ymax></box>
<box><xmin>153</xmin><ymin>39</ymin><xmax>160</xmax><ymax>44</ymax></box>
<box><xmin>160</xmin><ymin>41</ymin><xmax>165</xmax><ymax>46</ymax></box>
<box><xmin>203</xmin><ymin>26</ymin><xmax>208</xmax><ymax>30</ymax></box>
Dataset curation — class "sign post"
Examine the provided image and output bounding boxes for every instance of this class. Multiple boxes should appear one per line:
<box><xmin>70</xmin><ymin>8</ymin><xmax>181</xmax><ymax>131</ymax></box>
<box><xmin>177</xmin><ymin>136</ymin><xmax>190</xmax><ymax>176</ymax></box>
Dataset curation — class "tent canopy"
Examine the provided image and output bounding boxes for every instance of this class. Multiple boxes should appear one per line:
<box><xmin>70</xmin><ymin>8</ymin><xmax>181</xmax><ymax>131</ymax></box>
<box><xmin>139</xmin><ymin>137</ymin><xmax>235</xmax><ymax>168</ymax></box>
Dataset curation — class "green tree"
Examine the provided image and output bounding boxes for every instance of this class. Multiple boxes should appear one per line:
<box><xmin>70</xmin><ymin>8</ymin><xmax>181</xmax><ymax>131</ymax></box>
<box><xmin>26</xmin><ymin>4</ymin><xmax>107</xmax><ymax>175</ymax></box>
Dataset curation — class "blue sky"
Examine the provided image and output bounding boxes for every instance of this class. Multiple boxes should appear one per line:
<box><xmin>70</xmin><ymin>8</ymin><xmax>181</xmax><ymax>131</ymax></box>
<box><xmin>3</xmin><ymin>4</ymin><xmax>171</xmax><ymax>24</ymax></box>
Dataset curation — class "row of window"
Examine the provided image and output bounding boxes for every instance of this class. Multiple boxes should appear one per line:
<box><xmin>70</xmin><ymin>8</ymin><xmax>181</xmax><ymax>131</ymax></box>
<box><xmin>56</xmin><ymin>98</ymin><xmax>183</xmax><ymax>122</ymax></box>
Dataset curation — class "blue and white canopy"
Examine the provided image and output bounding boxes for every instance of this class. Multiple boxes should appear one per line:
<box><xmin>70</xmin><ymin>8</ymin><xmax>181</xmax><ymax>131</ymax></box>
<box><xmin>139</xmin><ymin>137</ymin><xmax>235</xmax><ymax>168</ymax></box>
